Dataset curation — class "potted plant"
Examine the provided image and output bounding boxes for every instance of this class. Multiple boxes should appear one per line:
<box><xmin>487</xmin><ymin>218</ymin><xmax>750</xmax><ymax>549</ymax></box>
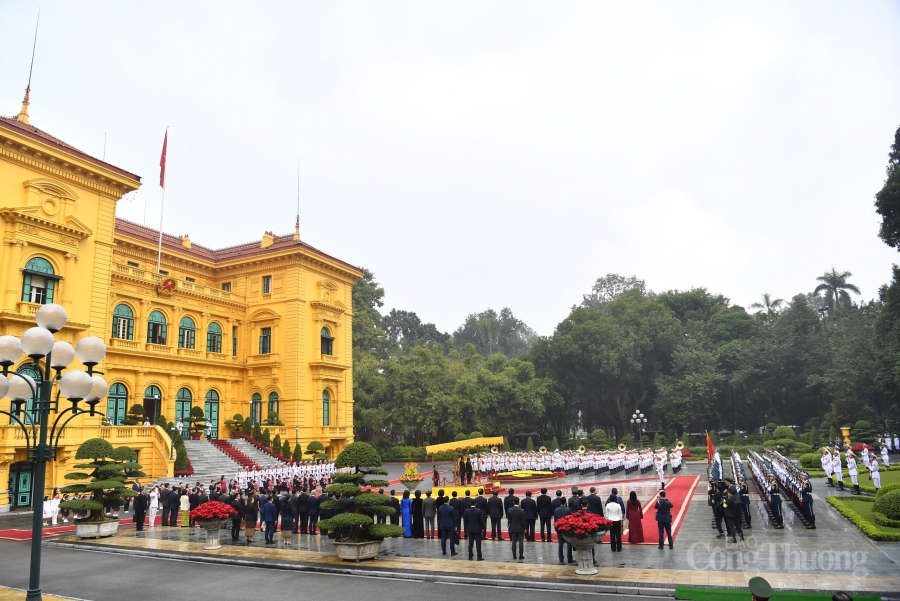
<box><xmin>398</xmin><ymin>462</ymin><xmax>425</xmax><ymax>492</ymax></box>
<box><xmin>554</xmin><ymin>510</ymin><xmax>613</xmax><ymax>575</ymax></box>
<box><xmin>316</xmin><ymin>442</ymin><xmax>405</xmax><ymax>561</ymax></box>
<box><xmin>122</xmin><ymin>403</ymin><xmax>144</xmax><ymax>426</ymax></box>
<box><xmin>59</xmin><ymin>438</ymin><xmax>145</xmax><ymax>539</ymax></box>
<box><xmin>189</xmin><ymin>406</ymin><xmax>205</xmax><ymax>440</ymax></box>
<box><xmin>224</xmin><ymin>413</ymin><xmax>245</xmax><ymax>438</ymax></box>
<box><xmin>190</xmin><ymin>500</ymin><xmax>238</xmax><ymax>550</ymax></box>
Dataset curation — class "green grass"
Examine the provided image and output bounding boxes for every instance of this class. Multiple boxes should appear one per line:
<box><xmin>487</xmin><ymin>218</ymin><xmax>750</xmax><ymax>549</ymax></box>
<box><xmin>826</xmin><ymin>496</ymin><xmax>900</xmax><ymax>541</ymax></box>
<box><xmin>810</xmin><ymin>466</ymin><xmax>900</xmax><ymax>493</ymax></box>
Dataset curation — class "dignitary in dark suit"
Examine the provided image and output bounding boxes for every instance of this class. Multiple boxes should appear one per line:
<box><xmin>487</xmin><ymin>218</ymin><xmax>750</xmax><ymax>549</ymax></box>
<box><xmin>437</xmin><ymin>502</ymin><xmax>459</xmax><ymax>556</ymax></box>
<box><xmin>389</xmin><ymin>490</ymin><xmax>401</xmax><ymax>526</ymax></box>
<box><xmin>487</xmin><ymin>490</ymin><xmax>504</xmax><ymax>540</ymax></box>
<box><xmin>586</xmin><ymin>487</ymin><xmax>604</xmax><ymax>515</ymax></box>
<box><xmin>449</xmin><ymin>492</ymin><xmax>462</xmax><ymax>538</ymax></box>
<box><xmin>536</xmin><ymin>488</ymin><xmax>554</xmax><ymax>542</ymax></box>
<box><xmin>423</xmin><ymin>491</ymin><xmax>437</xmax><ymax>539</ymax></box>
<box><xmin>654</xmin><ymin>490</ymin><xmax>674</xmax><ymax>549</ymax></box>
<box><xmin>506</xmin><ymin>498</ymin><xmax>526</xmax><ymax>560</ymax></box>
<box><xmin>474</xmin><ymin>489</ymin><xmax>488</xmax><ymax>538</ymax></box>
<box><xmin>553</xmin><ymin>496</ymin><xmax>574</xmax><ymax>564</ymax></box>
<box><xmin>132</xmin><ymin>487</ymin><xmax>148</xmax><ymax>531</ymax></box>
<box><xmin>160</xmin><ymin>484</ymin><xmax>171</xmax><ymax>527</ymax></box>
<box><xmin>504</xmin><ymin>488</ymin><xmax>518</xmax><ymax>518</ymax></box>
<box><xmin>463</xmin><ymin>504</ymin><xmax>486</xmax><ymax>560</ymax></box>
<box><xmin>307</xmin><ymin>489</ymin><xmax>320</xmax><ymax>533</ymax></box>
<box><xmin>521</xmin><ymin>491</ymin><xmax>538</xmax><ymax>542</ymax></box>
<box><xmin>168</xmin><ymin>485</ymin><xmax>181</xmax><ymax>526</ymax></box>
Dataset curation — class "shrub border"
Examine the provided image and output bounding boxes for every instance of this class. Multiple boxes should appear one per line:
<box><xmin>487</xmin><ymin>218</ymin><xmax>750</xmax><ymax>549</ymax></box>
<box><xmin>826</xmin><ymin>495</ymin><xmax>900</xmax><ymax>541</ymax></box>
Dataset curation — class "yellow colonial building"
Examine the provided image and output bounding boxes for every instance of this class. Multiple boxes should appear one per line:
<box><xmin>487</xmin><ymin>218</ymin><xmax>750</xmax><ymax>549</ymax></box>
<box><xmin>0</xmin><ymin>94</ymin><xmax>359</xmax><ymax>511</ymax></box>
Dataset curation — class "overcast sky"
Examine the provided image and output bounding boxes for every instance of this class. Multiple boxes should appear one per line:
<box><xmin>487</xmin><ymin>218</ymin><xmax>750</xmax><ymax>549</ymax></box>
<box><xmin>3</xmin><ymin>2</ymin><xmax>900</xmax><ymax>335</ymax></box>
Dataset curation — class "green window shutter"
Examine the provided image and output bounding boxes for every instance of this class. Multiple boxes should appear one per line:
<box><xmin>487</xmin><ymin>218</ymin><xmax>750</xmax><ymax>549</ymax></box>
<box><xmin>45</xmin><ymin>279</ymin><xmax>54</xmax><ymax>303</ymax></box>
<box><xmin>128</xmin><ymin>319</ymin><xmax>134</xmax><ymax>340</ymax></box>
<box><xmin>161</xmin><ymin>323</ymin><xmax>167</xmax><ymax>344</ymax></box>
<box><xmin>22</xmin><ymin>274</ymin><xmax>32</xmax><ymax>302</ymax></box>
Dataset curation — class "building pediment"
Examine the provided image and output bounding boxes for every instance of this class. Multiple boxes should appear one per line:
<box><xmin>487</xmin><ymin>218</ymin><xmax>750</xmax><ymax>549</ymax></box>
<box><xmin>1</xmin><ymin>205</ymin><xmax>94</xmax><ymax>240</ymax></box>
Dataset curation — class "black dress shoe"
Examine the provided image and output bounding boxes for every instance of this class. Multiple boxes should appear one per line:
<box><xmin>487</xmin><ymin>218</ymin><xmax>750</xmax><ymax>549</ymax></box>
<box><xmin>451</xmin><ymin>551</ymin><xmax>458</xmax><ymax>556</ymax></box>
<box><xmin>477</xmin><ymin>557</ymin><xmax>484</xmax><ymax>561</ymax></box>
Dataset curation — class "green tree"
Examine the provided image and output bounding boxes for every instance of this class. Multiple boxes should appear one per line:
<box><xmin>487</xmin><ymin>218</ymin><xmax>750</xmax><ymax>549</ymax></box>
<box><xmin>252</xmin><ymin>423</ymin><xmax>262</xmax><ymax>441</ymax></box>
<box><xmin>814</xmin><ymin>269</ymin><xmax>861</xmax><ymax>311</ymax></box>
<box><xmin>59</xmin><ymin>440</ymin><xmax>145</xmax><ymax>522</ymax></box>
<box><xmin>476</xmin><ymin>316</ymin><xmax>501</xmax><ymax>356</ymax></box>
<box><xmin>352</xmin><ymin>268</ymin><xmax>386</xmax><ymax>360</ymax></box>
<box><xmin>272</xmin><ymin>433</ymin><xmax>282</xmax><ymax>453</ymax></box>
<box><xmin>282</xmin><ymin>440</ymin><xmax>291</xmax><ymax>458</ymax></box>
<box><xmin>525</xmin><ymin>437</ymin><xmax>534</xmax><ymax>451</ymax></box>
<box><xmin>122</xmin><ymin>404</ymin><xmax>144</xmax><ymax>426</ymax></box>
<box><xmin>874</xmin><ymin>124</ymin><xmax>900</xmax><ymax>249</ymax></box>
<box><xmin>772</xmin><ymin>426</ymin><xmax>796</xmax><ymax>440</ymax></box>
<box><xmin>261</xmin><ymin>428</ymin><xmax>271</xmax><ymax>449</ymax></box>
<box><xmin>550</xmin><ymin>435</ymin><xmax>560</xmax><ymax>451</ymax></box>
<box><xmin>292</xmin><ymin>443</ymin><xmax>303</xmax><ymax>462</ymax></box>
<box><xmin>750</xmin><ymin>293</ymin><xmax>784</xmax><ymax>318</ymax></box>
<box><xmin>306</xmin><ymin>440</ymin><xmax>327</xmax><ymax>460</ymax></box>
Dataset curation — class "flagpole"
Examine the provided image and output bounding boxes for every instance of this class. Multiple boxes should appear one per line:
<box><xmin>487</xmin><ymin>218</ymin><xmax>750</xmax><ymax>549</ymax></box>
<box><xmin>156</xmin><ymin>185</ymin><xmax>166</xmax><ymax>273</ymax></box>
<box><xmin>157</xmin><ymin>127</ymin><xmax>168</xmax><ymax>274</ymax></box>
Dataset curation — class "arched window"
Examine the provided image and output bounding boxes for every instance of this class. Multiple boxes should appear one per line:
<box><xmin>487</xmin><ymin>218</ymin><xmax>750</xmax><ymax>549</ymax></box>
<box><xmin>320</xmin><ymin>327</ymin><xmax>334</xmax><ymax>356</ymax></box>
<box><xmin>250</xmin><ymin>393</ymin><xmax>262</xmax><ymax>426</ymax></box>
<box><xmin>107</xmin><ymin>383</ymin><xmax>128</xmax><ymax>425</ymax></box>
<box><xmin>204</xmin><ymin>390</ymin><xmax>219</xmax><ymax>439</ymax></box>
<box><xmin>322</xmin><ymin>390</ymin><xmax>330</xmax><ymax>427</ymax></box>
<box><xmin>147</xmin><ymin>311</ymin><xmax>167</xmax><ymax>345</ymax></box>
<box><xmin>143</xmin><ymin>385</ymin><xmax>162</xmax><ymax>423</ymax></box>
<box><xmin>206</xmin><ymin>322</ymin><xmax>222</xmax><ymax>353</ymax></box>
<box><xmin>268</xmin><ymin>392</ymin><xmax>279</xmax><ymax>417</ymax></box>
<box><xmin>9</xmin><ymin>364</ymin><xmax>41</xmax><ymax>425</ymax></box>
<box><xmin>22</xmin><ymin>257</ymin><xmax>59</xmax><ymax>305</ymax></box>
<box><xmin>175</xmin><ymin>388</ymin><xmax>192</xmax><ymax>421</ymax></box>
<box><xmin>178</xmin><ymin>317</ymin><xmax>196</xmax><ymax>349</ymax></box>
<box><xmin>112</xmin><ymin>304</ymin><xmax>134</xmax><ymax>340</ymax></box>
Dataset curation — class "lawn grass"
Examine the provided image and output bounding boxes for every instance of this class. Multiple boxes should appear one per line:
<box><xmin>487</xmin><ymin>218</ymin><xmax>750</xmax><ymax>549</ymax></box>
<box><xmin>826</xmin><ymin>496</ymin><xmax>900</xmax><ymax>541</ymax></box>
<box><xmin>811</xmin><ymin>465</ymin><xmax>900</xmax><ymax>493</ymax></box>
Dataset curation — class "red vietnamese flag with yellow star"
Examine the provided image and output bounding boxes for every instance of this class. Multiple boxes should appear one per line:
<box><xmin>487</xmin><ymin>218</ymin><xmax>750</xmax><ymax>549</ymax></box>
<box><xmin>159</xmin><ymin>130</ymin><xmax>168</xmax><ymax>188</ymax></box>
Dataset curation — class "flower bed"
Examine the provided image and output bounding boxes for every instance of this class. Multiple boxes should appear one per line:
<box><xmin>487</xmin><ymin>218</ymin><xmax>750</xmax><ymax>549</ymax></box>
<box><xmin>494</xmin><ymin>470</ymin><xmax>560</xmax><ymax>483</ymax></box>
<box><xmin>232</xmin><ymin>433</ymin><xmax>290</xmax><ymax>463</ymax></box>
<box><xmin>554</xmin><ymin>509</ymin><xmax>613</xmax><ymax>537</ymax></box>
<box><xmin>175</xmin><ymin>458</ymin><xmax>194</xmax><ymax>477</ymax></box>
<box><xmin>190</xmin><ymin>500</ymin><xmax>238</xmax><ymax>521</ymax></box>
<box><xmin>851</xmin><ymin>443</ymin><xmax>875</xmax><ymax>452</ymax></box>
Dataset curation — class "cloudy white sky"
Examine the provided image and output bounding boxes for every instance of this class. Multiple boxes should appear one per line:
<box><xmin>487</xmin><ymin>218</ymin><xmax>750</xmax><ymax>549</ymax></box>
<box><xmin>3</xmin><ymin>2</ymin><xmax>899</xmax><ymax>335</ymax></box>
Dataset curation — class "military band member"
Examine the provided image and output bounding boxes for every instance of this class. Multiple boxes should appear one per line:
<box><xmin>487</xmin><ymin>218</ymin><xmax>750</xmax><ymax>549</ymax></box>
<box><xmin>832</xmin><ymin>448</ymin><xmax>844</xmax><ymax>491</ymax></box>
<box><xmin>847</xmin><ymin>449</ymin><xmax>860</xmax><ymax>495</ymax></box>
<box><xmin>869</xmin><ymin>457</ymin><xmax>882</xmax><ymax>491</ymax></box>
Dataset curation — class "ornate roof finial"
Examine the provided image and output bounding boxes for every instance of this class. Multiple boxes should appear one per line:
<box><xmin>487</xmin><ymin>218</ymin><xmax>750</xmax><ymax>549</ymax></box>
<box><xmin>17</xmin><ymin>10</ymin><xmax>40</xmax><ymax>124</ymax></box>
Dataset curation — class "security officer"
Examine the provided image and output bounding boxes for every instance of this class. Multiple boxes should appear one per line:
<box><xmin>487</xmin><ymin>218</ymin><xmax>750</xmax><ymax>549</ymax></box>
<box><xmin>799</xmin><ymin>474</ymin><xmax>815</xmax><ymax>527</ymax></box>
<box><xmin>768</xmin><ymin>477</ymin><xmax>783</xmax><ymax>528</ymax></box>
<box><xmin>738</xmin><ymin>476</ymin><xmax>751</xmax><ymax>528</ymax></box>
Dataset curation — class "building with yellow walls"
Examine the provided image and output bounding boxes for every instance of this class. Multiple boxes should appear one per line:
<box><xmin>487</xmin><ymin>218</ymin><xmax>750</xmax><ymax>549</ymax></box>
<box><xmin>0</xmin><ymin>93</ymin><xmax>360</xmax><ymax>512</ymax></box>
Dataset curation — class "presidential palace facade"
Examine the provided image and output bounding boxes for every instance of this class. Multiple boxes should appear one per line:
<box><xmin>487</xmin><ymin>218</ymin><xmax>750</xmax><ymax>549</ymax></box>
<box><xmin>0</xmin><ymin>96</ymin><xmax>360</xmax><ymax>511</ymax></box>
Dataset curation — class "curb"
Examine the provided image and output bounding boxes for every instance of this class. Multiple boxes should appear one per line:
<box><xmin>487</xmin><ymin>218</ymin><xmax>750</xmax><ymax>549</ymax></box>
<box><xmin>44</xmin><ymin>540</ymin><xmax>675</xmax><ymax>597</ymax></box>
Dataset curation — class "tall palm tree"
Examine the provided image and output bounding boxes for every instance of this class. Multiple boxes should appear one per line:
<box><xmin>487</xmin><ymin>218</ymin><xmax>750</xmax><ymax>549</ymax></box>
<box><xmin>477</xmin><ymin>317</ymin><xmax>501</xmax><ymax>355</ymax></box>
<box><xmin>751</xmin><ymin>293</ymin><xmax>784</xmax><ymax>316</ymax></box>
<box><xmin>814</xmin><ymin>268</ymin><xmax>860</xmax><ymax>310</ymax></box>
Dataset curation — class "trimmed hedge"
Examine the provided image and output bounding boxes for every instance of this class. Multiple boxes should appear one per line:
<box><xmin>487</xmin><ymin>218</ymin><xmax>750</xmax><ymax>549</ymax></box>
<box><xmin>873</xmin><ymin>490</ymin><xmax>900</xmax><ymax>520</ymax></box>
<box><xmin>826</xmin><ymin>495</ymin><xmax>900</xmax><ymax>541</ymax></box>
<box><xmin>876</xmin><ymin>481</ymin><xmax>900</xmax><ymax>499</ymax></box>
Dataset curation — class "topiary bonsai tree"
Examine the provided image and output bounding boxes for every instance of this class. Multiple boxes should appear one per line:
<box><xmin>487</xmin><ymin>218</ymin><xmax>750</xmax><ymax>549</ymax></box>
<box><xmin>59</xmin><ymin>439</ymin><xmax>145</xmax><ymax>522</ymax></box>
<box><xmin>189</xmin><ymin>406</ymin><xmax>206</xmax><ymax>438</ymax></box>
<box><xmin>292</xmin><ymin>443</ymin><xmax>303</xmax><ymax>462</ymax></box>
<box><xmin>525</xmin><ymin>436</ymin><xmax>534</xmax><ymax>452</ymax></box>
<box><xmin>123</xmin><ymin>403</ymin><xmax>144</xmax><ymax>426</ymax></box>
<box><xmin>316</xmin><ymin>442</ymin><xmax>405</xmax><ymax>543</ymax></box>
<box><xmin>225</xmin><ymin>413</ymin><xmax>244</xmax><ymax>432</ymax></box>
<box><xmin>306</xmin><ymin>440</ymin><xmax>327</xmax><ymax>460</ymax></box>
<box><xmin>272</xmin><ymin>433</ymin><xmax>282</xmax><ymax>454</ymax></box>
<box><xmin>282</xmin><ymin>439</ymin><xmax>291</xmax><ymax>458</ymax></box>
<box><xmin>260</xmin><ymin>427</ymin><xmax>271</xmax><ymax>448</ymax></box>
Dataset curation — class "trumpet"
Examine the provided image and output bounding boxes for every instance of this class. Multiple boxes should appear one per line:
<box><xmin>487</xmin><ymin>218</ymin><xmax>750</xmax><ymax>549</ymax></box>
<box><xmin>578</xmin><ymin>445</ymin><xmax>586</xmax><ymax>453</ymax></box>
<box><xmin>675</xmin><ymin>441</ymin><xmax>684</xmax><ymax>450</ymax></box>
<box><xmin>490</xmin><ymin>446</ymin><xmax>499</xmax><ymax>454</ymax></box>
<box><xmin>618</xmin><ymin>443</ymin><xmax>627</xmax><ymax>451</ymax></box>
<box><xmin>539</xmin><ymin>446</ymin><xmax>547</xmax><ymax>453</ymax></box>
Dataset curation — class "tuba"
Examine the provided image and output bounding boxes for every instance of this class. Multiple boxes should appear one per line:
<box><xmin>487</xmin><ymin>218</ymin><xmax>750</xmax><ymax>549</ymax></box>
<box><xmin>578</xmin><ymin>445</ymin><xmax>586</xmax><ymax>453</ymax></box>
<box><xmin>490</xmin><ymin>446</ymin><xmax>499</xmax><ymax>454</ymax></box>
<box><xmin>675</xmin><ymin>441</ymin><xmax>684</xmax><ymax>450</ymax></box>
<box><xmin>618</xmin><ymin>443</ymin><xmax>627</xmax><ymax>451</ymax></box>
<box><xmin>539</xmin><ymin>446</ymin><xmax>547</xmax><ymax>453</ymax></box>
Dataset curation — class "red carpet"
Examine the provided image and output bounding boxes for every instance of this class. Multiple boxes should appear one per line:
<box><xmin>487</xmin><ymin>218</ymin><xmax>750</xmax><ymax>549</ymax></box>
<box><xmin>604</xmin><ymin>475</ymin><xmax>699</xmax><ymax>545</ymax></box>
<box><xmin>0</xmin><ymin>514</ymin><xmax>167</xmax><ymax>541</ymax></box>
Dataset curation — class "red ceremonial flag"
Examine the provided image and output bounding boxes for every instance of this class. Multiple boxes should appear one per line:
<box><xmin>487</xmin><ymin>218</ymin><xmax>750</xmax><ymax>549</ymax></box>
<box><xmin>159</xmin><ymin>130</ymin><xmax>168</xmax><ymax>188</ymax></box>
<box><xmin>706</xmin><ymin>431</ymin><xmax>714</xmax><ymax>465</ymax></box>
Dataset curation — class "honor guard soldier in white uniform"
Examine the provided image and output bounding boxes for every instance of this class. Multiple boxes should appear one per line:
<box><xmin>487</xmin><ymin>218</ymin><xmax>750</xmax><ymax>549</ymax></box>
<box><xmin>832</xmin><ymin>448</ymin><xmax>844</xmax><ymax>491</ymax></box>
<box><xmin>821</xmin><ymin>448</ymin><xmax>833</xmax><ymax>486</ymax></box>
<box><xmin>847</xmin><ymin>449</ymin><xmax>860</xmax><ymax>495</ymax></box>
<box><xmin>869</xmin><ymin>457</ymin><xmax>882</xmax><ymax>491</ymax></box>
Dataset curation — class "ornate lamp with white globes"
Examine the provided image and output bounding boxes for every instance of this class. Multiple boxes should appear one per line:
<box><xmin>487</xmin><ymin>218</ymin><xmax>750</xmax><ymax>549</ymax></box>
<box><xmin>0</xmin><ymin>303</ymin><xmax>108</xmax><ymax>601</ymax></box>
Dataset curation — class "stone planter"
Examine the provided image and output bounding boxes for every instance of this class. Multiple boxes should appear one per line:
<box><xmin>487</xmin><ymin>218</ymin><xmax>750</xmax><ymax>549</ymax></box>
<box><xmin>400</xmin><ymin>478</ymin><xmax>424</xmax><ymax>492</ymax></box>
<box><xmin>333</xmin><ymin>539</ymin><xmax>384</xmax><ymax>562</ymax></box>
<box><xmin>197</xmin><ymin>519</ymin><xmax>226</xmax><ymax>550</ymax></box>
<box><xmin>841</xmin><ymin>427</ymin><xmax>851</xmax><ymax>446</ymax></box>
<box><xmin>562</xmin><ymin>530</ymin><xmax>608</xmax><ymax>575</ymax></box>
<box><xmin>75</xmin><ymin>519</ymin><xmax>120</xmax><ymax>539</ymax></box>
<box><xmin>190</xmin><ymin>431</ymin><xmax>203</xmax><ymax>440</ymax></box>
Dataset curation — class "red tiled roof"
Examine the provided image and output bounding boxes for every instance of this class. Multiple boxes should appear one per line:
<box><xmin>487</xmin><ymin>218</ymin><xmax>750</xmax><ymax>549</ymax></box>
<box><xmin>0</xmin><ymin>115</ymin><xmax>141</xmax><ymax>183</ymax></box>
<box><xmin>114</xmin><ymin>217</ymin><xmax>361</xmax><ymax>274</ymax></box>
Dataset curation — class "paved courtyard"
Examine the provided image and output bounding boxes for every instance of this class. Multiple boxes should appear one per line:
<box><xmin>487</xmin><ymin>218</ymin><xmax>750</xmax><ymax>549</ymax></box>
<box><xmin>28</xmin><ymin>462</ymin><xmax>900</xmax><ymax>597</ymax></box>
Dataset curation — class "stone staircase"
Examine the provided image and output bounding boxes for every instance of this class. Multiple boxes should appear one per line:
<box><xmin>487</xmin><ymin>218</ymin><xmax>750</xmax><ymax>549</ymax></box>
<box><xmin>180</xmin><ymin>440</ymin><xmax>242</xmax><ymax>483</ymax></box>
<box><xmin>230</xmin><ymin>438</ymin><xmax>289</xmax><ymax>468</ymax></box>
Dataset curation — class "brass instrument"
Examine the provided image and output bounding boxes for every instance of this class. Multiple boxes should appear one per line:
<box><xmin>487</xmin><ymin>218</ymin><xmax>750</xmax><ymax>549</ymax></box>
<box><xmin>578</xmin><ymin>445</ymin><xmax>586</xmax><ymax>453</ymax></box>
<box><xmin>618</xmin><ymin>443</ymin><xmax>627</xmax><ymax>451</ymax></box>
<box><xmin>539</xmin><ymin>446</ymin><xmax>547</xmax><ymax>453</ymax></box>
<box><xmin>490</xmin><ymin>446</ymin><xmax>499</xmax><ymax>454</ymax></box>
<box><xmin>675</xmin><ymin>441</ymin><xmax>684</xmax><ymax>450</ymax></box>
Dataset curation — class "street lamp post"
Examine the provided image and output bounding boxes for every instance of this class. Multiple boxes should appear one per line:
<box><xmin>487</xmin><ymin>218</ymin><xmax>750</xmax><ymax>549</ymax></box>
<box><xmin>295</xmin><ymin>425</ymin><xmax>299</xmax><ymax>447</ymax></box>
<box><xmin>0</xmin><ymin>303</ymin><xmax>108</xmax><ymax>601</ymax></box>
<box><xmin>630</xmin><ymin>410</ymin><xmax>647</xmax><ymax>450</ymax></box>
